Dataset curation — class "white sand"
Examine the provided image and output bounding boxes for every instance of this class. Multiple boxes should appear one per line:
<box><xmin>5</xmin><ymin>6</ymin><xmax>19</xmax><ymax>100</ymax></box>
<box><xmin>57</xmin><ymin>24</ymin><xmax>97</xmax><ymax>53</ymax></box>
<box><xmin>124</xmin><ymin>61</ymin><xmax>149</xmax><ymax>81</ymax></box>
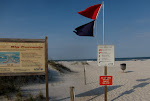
<box><xmin>1</xmin><ymin>59</ymin><xmax>150</xmax><ymax>101</ymax></box>
<box><xmin>48</xmin><ymin>60</ymin><xmax>150</xmax><ymax>101</ymax></box>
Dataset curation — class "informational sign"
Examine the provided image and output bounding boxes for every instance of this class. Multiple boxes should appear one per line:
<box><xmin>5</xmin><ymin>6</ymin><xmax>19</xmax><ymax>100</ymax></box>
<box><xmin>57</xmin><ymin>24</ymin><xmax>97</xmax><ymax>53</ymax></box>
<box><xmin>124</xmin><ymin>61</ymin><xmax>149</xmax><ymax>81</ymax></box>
<box><xmin>100</xmin><ymin>76</ymin><xmax>113</xmax><ymax>85</ymax></box>
<box><xmin>0</xmin><ymin>40</ymin><xmax>45</xmax><ymax>74</ymax></box>
<box><xmin>97</xmin><ymin>45</ymin><xmax>114</xmax><ymax>66</ymax></box>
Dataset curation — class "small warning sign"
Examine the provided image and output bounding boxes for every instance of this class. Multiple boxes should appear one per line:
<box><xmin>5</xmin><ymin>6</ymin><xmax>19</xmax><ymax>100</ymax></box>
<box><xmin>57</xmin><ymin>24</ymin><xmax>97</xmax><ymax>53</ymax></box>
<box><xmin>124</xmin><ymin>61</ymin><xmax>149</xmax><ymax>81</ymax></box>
<box><xmin>100</xmin><ymin>76</ymin><xmax>113</xmax><ymax>85</ymax></box>
<box><xmin>97</xmin><ymin>45</ymin><xmax>115</xmax><ymax>66</ymax></box>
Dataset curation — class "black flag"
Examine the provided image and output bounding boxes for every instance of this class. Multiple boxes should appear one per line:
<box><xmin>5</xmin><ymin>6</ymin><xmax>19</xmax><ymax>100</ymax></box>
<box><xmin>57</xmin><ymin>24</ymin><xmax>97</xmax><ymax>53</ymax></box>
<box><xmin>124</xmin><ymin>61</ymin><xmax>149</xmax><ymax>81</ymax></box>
<box><xmin>73</xmin><ymin>20</ymin><xmax>95</xmax><ymax>37</ymax></box>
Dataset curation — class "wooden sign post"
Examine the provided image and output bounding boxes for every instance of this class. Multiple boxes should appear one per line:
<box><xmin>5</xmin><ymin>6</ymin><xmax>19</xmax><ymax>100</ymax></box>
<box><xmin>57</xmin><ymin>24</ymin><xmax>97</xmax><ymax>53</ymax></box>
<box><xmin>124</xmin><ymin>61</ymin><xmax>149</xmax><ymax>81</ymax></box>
<box><xmin>0</xmin><ymin>37</ymin><xmax>49</xmax><ymax>101</ymax></box>
<box><xmin>100</xmin><ymin>76</ymin><xmax>113</xmax><ymax>85</ymax></box>
<box><xmin>45</xmin><ymin>36</ymin><xmax>49</xmax><ymax>101</ymax></box>
<box><xmin>104</xmin><ymin>66</ymin><xmax>107</xmax><ymax>101</ymax></box>
<box><xmin>97</xmin><ymin>45</ymin><xmax>114</xmax><ymax>101</ymax></box>
<box><xmin>70</xmin><ymin>86</ymin><xmax>75</xmax><ymax>101</ymax></box>
<box><xmin>84</xmin><ymin>66</ymin><xmax>86</xmax><ymax>85</ymax></box>
<box><xmin>100</xmin><ymin>72</ymin><xmax>113</xmax><ymax>101</ymax></box>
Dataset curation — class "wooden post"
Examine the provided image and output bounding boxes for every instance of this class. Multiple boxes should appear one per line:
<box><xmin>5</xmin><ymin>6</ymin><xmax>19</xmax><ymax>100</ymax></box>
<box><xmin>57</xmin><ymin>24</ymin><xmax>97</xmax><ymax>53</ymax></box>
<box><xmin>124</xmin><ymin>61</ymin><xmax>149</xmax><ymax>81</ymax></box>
<box><xmin>45</xmin><ymin>36</ymin><xmax>49</xmax><ymax>101</ymax></box>
<box><xmin>104</xmin><ymin>66</ymin><xmax>107</xmax><ymax>101</ymax></box>
<box><xmin>70</xmin><ymin>86</ymin><xmax>75</xmax><ymax>101</ymax></box>
<box><xmin>84</xmin><ymin>66</ymin><xmax>86</xmax><ymax>85</ymax></box>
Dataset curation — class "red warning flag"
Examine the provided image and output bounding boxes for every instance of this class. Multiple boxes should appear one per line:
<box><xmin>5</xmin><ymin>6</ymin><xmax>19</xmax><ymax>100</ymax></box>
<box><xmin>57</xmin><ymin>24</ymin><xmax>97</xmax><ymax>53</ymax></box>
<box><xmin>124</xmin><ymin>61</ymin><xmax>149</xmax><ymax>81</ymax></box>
<box><xmin>78</xmin><ymin>4</ymin><xmax>102</xmax><ymax>20</ymax></box>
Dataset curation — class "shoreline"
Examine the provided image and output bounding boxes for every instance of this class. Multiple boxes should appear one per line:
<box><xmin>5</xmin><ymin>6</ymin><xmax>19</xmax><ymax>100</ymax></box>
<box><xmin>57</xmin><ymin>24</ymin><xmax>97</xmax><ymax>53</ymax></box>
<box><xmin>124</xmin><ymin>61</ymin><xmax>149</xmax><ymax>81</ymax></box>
<box><xmin>53</xmin><ymin>57</ymin><xmax>150</xmax><ymax>62</ymax></box>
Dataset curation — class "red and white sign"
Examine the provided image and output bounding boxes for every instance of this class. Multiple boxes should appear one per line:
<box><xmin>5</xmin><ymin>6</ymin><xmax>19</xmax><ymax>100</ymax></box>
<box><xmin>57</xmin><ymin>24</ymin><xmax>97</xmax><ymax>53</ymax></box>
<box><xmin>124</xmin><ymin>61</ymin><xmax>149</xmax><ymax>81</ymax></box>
<box><xmin>100</xmin><ymin>76</ymin><xmax>113</xmax><ymax>85</ymax></box>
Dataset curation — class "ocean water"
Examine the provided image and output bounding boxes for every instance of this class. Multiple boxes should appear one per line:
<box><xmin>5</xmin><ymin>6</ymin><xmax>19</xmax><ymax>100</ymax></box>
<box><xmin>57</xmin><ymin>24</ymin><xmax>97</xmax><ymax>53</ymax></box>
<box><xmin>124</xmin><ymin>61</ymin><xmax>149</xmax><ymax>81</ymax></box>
<box><xmin>54</xmin><ymin>57</ymin><xmax>150</xmax><ymax>62</ymax></box>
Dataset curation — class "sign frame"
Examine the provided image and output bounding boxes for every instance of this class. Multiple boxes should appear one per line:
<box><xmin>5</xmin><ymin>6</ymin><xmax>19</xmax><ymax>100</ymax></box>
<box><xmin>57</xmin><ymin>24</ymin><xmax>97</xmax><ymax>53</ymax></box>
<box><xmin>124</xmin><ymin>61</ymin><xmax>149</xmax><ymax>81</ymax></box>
<box><xmin>97</xmin><ymin>45</ymin><xmax>115</xmax><ymax>66</ymax></box>
<box><xmin>0</xmin><ymin>37</ymin><xmax>48</xmax><ymax>76</ymax></box>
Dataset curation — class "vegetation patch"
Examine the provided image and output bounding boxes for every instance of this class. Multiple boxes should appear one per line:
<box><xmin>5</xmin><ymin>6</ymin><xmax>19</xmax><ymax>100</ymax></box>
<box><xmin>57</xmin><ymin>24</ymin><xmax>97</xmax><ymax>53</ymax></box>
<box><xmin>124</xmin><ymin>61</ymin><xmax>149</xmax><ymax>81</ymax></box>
<box><xmin>14</xmin><ymin>91</ymin><xmax>46</xmax><ymax>101</ymax></box>
<box><xmin>0</xmin><ymin>59</ymin><xmax>71</xmax><ymax>100</ymax></box>
<box><xmin>48</xmin><ymin>60</ymin><xmax>72</xmax><ymax>73</ymax></box>
<box><xmin>71</xmin><ymin>61</ymin><xmax>79</xmax><ymax>65</ymax></box>
<box><xmin>81</xmin><ymin>61</ymin><xmax>89</xmax><ymax>65</ymax></box>
<box><xmin>23</xmin><ymin>92</ymin><xmax>46</xmax><ymax>101</ymax></box>
<box><xmin>0</xmin><ymin>75</ymin><xmax>45</xmax><ymax>96</ymax></box>
<box><xmin>0</xmin><ymin>77</ymin><xmax>20</xmax><ymax>95</ymax></box>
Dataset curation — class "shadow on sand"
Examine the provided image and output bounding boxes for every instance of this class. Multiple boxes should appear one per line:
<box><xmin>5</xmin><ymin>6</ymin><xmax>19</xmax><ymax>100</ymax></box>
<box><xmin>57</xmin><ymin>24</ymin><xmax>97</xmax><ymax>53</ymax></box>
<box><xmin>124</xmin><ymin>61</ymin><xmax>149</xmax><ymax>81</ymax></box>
<box><xmin>49</xmin><ymin>69</ymin><xmax>62</xmax><ymax>83</ymax></box>
<box><xmin>76</xmin><ymin>85</ymin><xmax>122</xmax><ymax>101</ymax></box>
<box><xmin>57</xmin><ymin>85</ymin><xmax>122</xmax><ymax>101</ymax></box>
<box><xmin>111</xmin><ymin>78</ymin><xmax>150</xmax><ymax>101</ymax></box>
<box><xmin>136</xmin><ymin>78</ymin><xmax>150</xmax><ymax>82</ymax></box>
<box><xmin>125</xmin><ymin>71</ymin><xmax>134</xmax><ymax>73</ymax></box>
<box><xmin>86</xmin><ymin>81</ymin><xmax>99</xmax><ymax>85</ymax></box>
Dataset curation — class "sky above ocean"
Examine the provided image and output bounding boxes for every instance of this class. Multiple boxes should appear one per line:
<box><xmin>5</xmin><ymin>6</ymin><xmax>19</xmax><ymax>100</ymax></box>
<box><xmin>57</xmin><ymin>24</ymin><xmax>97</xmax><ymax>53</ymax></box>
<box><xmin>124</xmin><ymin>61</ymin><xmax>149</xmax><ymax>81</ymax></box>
<box><xmin>0</xmin><ymin>0</ymin><xmax>150</xmax><ymax>60</ymax></box>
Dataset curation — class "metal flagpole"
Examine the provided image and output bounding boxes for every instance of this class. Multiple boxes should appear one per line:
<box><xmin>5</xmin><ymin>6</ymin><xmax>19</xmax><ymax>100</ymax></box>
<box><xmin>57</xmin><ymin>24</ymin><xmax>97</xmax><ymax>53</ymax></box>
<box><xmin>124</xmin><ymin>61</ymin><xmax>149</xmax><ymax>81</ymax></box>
<box><xmin>102</xmin><ymin>1</ymin><xmax>107</xmax><ymax>101</ymax></box>
<box><xmin>103</xmin><ymin>1</ymin><xmax>105</xmax><ymax>45</ymax></box>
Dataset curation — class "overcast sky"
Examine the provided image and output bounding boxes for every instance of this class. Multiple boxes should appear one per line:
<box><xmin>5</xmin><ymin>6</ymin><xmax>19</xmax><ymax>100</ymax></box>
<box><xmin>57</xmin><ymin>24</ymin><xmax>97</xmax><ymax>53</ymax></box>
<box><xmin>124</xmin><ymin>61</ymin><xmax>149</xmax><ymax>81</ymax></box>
<box><xmin>0</xmin><ymin>0</ymin><xmax>150</xmax><ymax>60</ymax></box>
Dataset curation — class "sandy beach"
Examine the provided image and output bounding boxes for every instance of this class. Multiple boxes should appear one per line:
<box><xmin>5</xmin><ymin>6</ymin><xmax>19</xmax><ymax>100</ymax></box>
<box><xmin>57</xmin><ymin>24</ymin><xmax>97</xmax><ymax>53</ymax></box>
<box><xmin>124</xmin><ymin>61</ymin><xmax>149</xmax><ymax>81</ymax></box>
<box><xmin>1</xmin><ymin>59</ymin><xmax>150</xmax><ymax>101</ymax></box>
<box><xmin>1</xmin><ymin>0</ymin><xmax>150</xmax><ymax>101</ymax></box>
<box><xmin>47</xmin><ymin>59</ymin><xmax>150</xmax><ymax>101</ymax></box>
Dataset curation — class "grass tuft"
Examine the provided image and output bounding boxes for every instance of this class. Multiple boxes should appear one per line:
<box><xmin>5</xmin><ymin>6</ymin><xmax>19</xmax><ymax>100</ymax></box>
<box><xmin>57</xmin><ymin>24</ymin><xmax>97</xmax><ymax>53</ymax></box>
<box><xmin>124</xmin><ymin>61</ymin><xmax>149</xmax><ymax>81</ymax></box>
<box><xmin>24</xmin><ymin>94</ymin><xmax>35</xmax><ymax>101</ymax></box>
<box><xmin>81</xmin><ymin>61</ymin><xmax>89</xmax><ymax>65</ymax></box>
<box><xmin>48</xmin><ymin>60</ymin><xmax>72</xmax><ymax>73</ymax></box>
<box><xmin>16</xmin><ymin>89</ymin><xmax>22</xmax><ymax>99</ymax></box>
<box><xmin>0</xmin><ymin>75</ymin><xmax>45</xmax><ymax>96</ymax></box>
<box><xmin>37</xmin><ymin>91</ymin><xmax>45</xmax><ymax>100</ymax></box>
<box><xmin>71</xmin><ymin>62</ymin><xmax>79</xmax><ymax>65</ymax></box>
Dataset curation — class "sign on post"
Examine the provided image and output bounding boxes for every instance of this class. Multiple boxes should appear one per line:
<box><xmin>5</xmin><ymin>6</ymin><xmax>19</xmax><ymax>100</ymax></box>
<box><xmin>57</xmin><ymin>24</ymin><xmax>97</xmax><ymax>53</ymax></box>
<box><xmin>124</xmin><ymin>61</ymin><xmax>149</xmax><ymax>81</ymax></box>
<box><xmin>0</xmin><ymin>37</ymin><xmax>49</xmax><ymax>101</ymax></box>
<box><xmin>0</xmin><ymin>38</ymin><xmax>47</xmax><ymax>76</ymax></box>
<box><xmin>100</xmin><ymin>76</ymin><xmax>113</xmax><ymax>85</ymax></box>
<box><xmin>97</xmin><ymin>45</ymin><xmax>114</xmax><ymax>66</ymax></box>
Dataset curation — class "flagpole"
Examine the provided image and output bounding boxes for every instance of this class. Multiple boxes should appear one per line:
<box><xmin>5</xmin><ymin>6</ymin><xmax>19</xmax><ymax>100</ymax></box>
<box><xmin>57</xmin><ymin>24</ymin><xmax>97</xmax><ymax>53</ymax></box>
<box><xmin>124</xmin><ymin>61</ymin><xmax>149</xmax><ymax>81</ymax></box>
<box><xmin>103</xmin><ymin>1</ymin><xmax>105</xmax><ymax>45</ymax></box>
<box><xmin>103</xmin><ymin>2</ymin><xmax>107</xmax><ymax>101</ymax></box>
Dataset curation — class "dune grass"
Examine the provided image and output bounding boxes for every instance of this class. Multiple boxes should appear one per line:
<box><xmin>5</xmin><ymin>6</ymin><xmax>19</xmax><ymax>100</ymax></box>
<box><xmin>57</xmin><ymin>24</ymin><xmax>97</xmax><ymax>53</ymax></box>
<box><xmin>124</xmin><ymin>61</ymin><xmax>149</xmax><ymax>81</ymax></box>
<box><xmin>48</xmin><ymin>60</ymin><xmax>72</xmax><ymax>73</ymax></box>
<box><xmin>71</xmin><ymin>61</ymin><xmax>79</xmax><ymax>65</ymax></box>
<box><xmin>0</xmin><ymin>75</ymin><xmax>45</xmax><ymax>96</ymax></box>
<box><xmin>81</xmin><ymin>61</ymin><xmax>89</xmax><ymax>65</ymax></box>
<box><xmin>0</xmin><ymin>59</ymin><xmax>70</xmax><ymax>100</ymax></box>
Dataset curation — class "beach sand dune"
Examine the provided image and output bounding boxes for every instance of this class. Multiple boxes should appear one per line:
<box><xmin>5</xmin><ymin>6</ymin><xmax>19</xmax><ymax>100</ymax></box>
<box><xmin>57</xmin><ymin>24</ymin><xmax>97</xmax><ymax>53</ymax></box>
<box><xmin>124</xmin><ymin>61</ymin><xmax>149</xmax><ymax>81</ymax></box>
<box><xmin>4</xmin><ymin>60</ymin><xmax>150</xmax><ymax>101</ymax></box>
<box><xmin>48</xmin><ymin>60</ymin><xmax>150</xmax><ymax>101</ymax></box>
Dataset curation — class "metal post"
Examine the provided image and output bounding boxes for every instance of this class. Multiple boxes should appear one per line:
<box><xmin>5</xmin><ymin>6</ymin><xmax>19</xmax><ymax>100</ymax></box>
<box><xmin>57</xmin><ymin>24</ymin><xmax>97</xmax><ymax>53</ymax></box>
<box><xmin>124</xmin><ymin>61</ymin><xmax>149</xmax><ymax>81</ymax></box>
<box><xmin>104</xmin><ymin>66</ymin><xmax>107</xmax><ymax>101</ymax></box>
<box><xmin>103</xmin><ymin>1</ymin><xmax>105</xmax><ymax>45</ymax></box>
<box><xmin>84</xmin><ymin>66</ymin><xmax>87</xmax><ymax>85</ymax></box>
<box><xmin>70</xmin><ymin>86</ymin><xmax>75</xmax><ymax>101</ymax></box>
<box><xmin>45</xmin><ymin>36</ymin><xmax>49</xmax><ymax>101</ymax></box>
